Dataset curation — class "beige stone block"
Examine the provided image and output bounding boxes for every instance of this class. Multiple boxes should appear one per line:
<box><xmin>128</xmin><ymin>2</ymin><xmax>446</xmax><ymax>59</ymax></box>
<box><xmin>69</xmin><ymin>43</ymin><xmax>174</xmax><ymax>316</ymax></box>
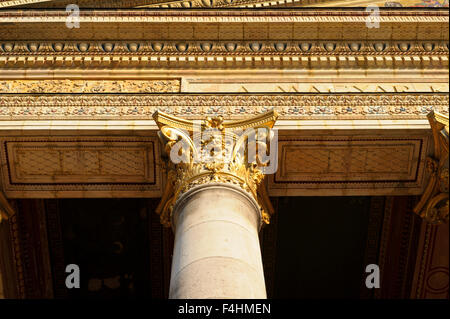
<box><xmin>218</xmin><ymin>24</ymin><xmax>243</xmax><ymax>40</ymax></box>
<box><xmin>366</xmin><ymin>23</ymin><xmax>393</xmax><ymax>40</ymax></box>
<box><xmin>244</xmin><ymin>23</ymin><xmax>268</xmax><ymax>40</ymax></box>
<box><xmin>417</xmin><ymin>23</ymin><xmax>443</xmax><ymax>40</ymax></box>
<box><xmin>194</xmin><ymin>24</ymin><xmax>219</xmax><ymax>40</ymax></box>
<box><xmin>318</xmin><ymin>23</ymin><xmax>342</xmax><ymax>40</ymax></box>
<box><xmin>293</xmin><ymin>23</ymin><xmax>318</xmax><ymax>40</ymax></box>
<box><xmin>342</xmin><ymin>23</ymin><xmax>367</xmax><ymax>40</ymax></box>
<box><xmin>441</xmin><ymin>24</ymin><xmax>449</xmax><ymax>40</ymax></box>
<box><xmin>268</xmin><ymin>24</ymin><xmax>293</xmax><ymax>40</ymax></box>
<box><xmin>142</xmin><ymin>24</ymin><xmax>169</xmax><ymax>40</ymax></box>
<box><xmin>168</xmin><ymin>24</ymin><xmax>194</xmax><ymax>40</ymax></box>
<box><xmin>392</xmin><ymin>23</ymin><xmax>418</xmax><ymax>40</ymax></box>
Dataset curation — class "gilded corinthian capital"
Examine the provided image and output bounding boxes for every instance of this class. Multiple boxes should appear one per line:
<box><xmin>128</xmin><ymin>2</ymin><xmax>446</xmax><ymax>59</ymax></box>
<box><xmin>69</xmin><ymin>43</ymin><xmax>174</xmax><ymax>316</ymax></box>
<box><xmin>414</xmin><ymin>111</ymin><xmax>449</xmax><ymax>225</ymax></box>
<box><xmin>153</xmin><ymin>110</ymin><xmax>278</xmax><ymax>228</ymax></box>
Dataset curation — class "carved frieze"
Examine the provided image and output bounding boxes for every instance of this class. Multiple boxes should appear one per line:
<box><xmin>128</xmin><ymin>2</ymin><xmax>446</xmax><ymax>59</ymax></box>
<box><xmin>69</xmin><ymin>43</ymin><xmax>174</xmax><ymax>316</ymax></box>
<box><xmin>0</xmin><ymin>80</ymin><xmax>180</xmax><ymax>93</ymax></box>
<box><xmin>0</xmin><ymin>93</ymin><xmax>447</xmax><ymax>120</ymax></box>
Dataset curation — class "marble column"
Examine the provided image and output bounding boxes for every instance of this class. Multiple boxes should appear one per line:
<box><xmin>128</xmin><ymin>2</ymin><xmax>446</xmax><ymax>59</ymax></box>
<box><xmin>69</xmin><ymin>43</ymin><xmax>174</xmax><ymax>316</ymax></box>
<box><xmin>153</xmin><ymin>110</ymin><xmax>278</xmax><ymax>299</ymax></box>
<box><xmin>170</xmin><ymin>183</ymin><xmax>265</xmax><ymax>299</ymax></box>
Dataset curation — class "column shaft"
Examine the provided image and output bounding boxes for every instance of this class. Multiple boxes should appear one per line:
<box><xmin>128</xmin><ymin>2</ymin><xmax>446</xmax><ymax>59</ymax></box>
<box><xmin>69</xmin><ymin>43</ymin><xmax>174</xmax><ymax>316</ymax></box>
<box><xmin>169</xmin><ymin>184</ymin><xmax>266</xmax><ymax>299</ymax></box>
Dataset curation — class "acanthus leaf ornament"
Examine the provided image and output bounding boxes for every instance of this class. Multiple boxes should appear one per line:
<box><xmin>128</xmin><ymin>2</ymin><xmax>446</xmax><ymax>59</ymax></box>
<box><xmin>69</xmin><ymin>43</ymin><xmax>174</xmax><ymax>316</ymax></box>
<box><xmin>153</xmin><ymin>110</ymin><xmax>278</xmax><ymax>228</ymax></box>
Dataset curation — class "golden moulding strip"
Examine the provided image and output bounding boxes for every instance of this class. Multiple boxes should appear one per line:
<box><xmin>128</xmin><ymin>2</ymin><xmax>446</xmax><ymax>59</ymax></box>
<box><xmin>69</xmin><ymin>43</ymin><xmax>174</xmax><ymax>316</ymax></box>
<box><xmin>0</xmin><ymin>0</ymin><xmax>328</xmax><ymax>9</ymax></box>
<box><xmin>0</xmin><ymin>9</ymin><xmax>448</xmax><ymax>23</ymax></box>
<box><xmin>0</xmin><ymin>0</ymin><xmax>176</xmax><ymax>8</ymax></box>
<box><xmin>0</xmin><ymin>93</ymin><xmax>448</xmax><ymax>120</ymax></box>
<box><xmin>153</xmin><ymin>109</ymin><xmax>278</xmax><ymax>228</ymax></box>
<box><xmin>152</xmin><ymin>0</ymin><xmax>319</xmax><ymax>8</ymax></box>
<box><xmin>0</xmin><ymin>41</ymin><xmax>448</xmax><ymax>68</ymax></box>
<box><xmin>1</xmin><ymin>41</ymin><xmax>447</xmax><ymax>55</ymax></box>
<box><xmin>0</xmin><ymin>55</ymin><xmax>446</xmax><ymax>68</ymax></box>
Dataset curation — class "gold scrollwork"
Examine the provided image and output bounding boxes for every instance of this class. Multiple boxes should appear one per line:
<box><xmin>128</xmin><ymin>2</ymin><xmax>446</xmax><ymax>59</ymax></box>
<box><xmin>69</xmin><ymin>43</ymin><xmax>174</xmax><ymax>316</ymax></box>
<box><xmin>414</xmin><ymin>111</ymin><xmax>449</xmax><ymax>225</ymax></box>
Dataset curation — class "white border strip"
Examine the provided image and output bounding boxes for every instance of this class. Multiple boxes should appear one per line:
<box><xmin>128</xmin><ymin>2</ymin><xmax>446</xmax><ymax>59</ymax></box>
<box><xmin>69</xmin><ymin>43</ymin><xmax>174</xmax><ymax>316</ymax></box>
<box><xmin>0</xmin><ymin>119</ymin><xmax>431</xmax><ymax>131</ymax></box>
<box><xmin>0</xmin><ymin>10</ymin><xmax>448</xmax><ymax>23</ymax></box>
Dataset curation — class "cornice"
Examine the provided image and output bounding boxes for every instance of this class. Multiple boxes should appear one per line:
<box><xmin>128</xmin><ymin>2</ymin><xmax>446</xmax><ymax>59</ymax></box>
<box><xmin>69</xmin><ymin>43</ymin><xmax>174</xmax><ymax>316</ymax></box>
<box><xmin>0</xmin><ymin>40</ymin><xmax>447</xmax><ymax>69</ymax></box>
<box><xmin>0</xmin><ymin>93</ymin><xmax>447</xmax><ymax>120</ymax></box>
